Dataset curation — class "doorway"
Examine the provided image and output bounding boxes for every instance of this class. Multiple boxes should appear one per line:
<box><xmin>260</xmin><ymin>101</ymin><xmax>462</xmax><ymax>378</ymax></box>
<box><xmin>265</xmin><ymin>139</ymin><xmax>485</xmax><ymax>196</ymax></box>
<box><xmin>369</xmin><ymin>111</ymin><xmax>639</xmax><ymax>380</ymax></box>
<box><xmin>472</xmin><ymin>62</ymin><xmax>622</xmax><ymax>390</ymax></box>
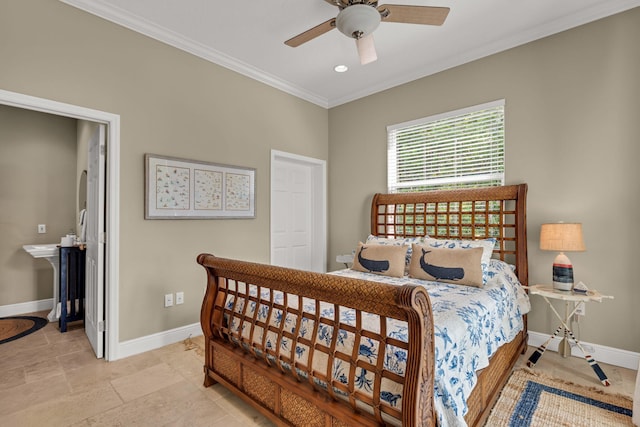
<box><xmin>0</xmin><ymin>89</ymin><xmax>120</xmax><ymax>360</ymax></box>
<box><xmin>270</xmin><ymin>150</ymin><xmax>326</xmax><ymax>273</ymax></box>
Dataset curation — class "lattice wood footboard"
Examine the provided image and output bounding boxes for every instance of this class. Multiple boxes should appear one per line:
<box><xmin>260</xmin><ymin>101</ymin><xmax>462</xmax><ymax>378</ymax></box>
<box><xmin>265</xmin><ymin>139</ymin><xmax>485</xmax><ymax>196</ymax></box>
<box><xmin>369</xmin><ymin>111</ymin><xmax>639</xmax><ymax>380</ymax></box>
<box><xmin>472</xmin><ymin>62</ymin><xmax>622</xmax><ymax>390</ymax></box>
<box><xmin>199</xmin><ymin>255</ymin><xmax>436</xmax><ymax>426</ymax></box>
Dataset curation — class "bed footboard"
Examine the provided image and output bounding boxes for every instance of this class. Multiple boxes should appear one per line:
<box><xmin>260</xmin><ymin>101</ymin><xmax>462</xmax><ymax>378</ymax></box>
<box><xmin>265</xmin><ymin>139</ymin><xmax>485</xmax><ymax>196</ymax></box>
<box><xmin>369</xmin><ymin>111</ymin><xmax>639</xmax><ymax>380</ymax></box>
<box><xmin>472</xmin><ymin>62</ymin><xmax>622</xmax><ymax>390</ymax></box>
<box><xmin>198</xmin><ymin>254</ymin><xmax>436</xmax><ymax>427</ymax></box>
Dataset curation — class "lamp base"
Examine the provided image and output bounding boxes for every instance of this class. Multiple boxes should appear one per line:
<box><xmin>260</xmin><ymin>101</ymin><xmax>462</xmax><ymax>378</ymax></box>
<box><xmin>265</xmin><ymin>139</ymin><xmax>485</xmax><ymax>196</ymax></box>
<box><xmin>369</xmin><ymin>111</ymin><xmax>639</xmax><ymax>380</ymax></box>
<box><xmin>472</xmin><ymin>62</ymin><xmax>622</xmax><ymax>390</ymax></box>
<box><xmin>552</xmin><ymin>252</ymin><xmax>574</xmax><ymax>292</ymax></box>
<box><xmin>553</xmin><ymin>281</ymin><xmax>573</xmax><ymax>292</ymax></box>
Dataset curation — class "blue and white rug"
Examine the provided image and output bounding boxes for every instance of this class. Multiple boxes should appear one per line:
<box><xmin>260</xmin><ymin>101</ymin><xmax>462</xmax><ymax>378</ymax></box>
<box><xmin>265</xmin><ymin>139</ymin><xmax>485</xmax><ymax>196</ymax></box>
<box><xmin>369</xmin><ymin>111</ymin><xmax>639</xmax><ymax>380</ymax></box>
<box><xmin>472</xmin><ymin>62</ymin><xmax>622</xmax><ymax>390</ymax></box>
<box><xmin>486</xmin><ymin>369</ymin><xmax>634</xmax><ymax>426</ymax></box>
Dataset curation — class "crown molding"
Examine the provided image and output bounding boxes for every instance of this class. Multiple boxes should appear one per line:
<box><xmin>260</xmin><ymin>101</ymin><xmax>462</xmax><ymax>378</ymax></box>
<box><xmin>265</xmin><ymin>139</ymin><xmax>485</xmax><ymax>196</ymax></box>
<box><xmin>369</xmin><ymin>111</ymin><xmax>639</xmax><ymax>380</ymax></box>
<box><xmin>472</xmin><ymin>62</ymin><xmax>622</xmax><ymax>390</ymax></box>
<box><xmin>59</xmin><ymin>0</ymin><xmax>329</xmax><ymax>108</ymax></box>
<box><xmin>328</xmin><ymin>0</ymin><xmax>640</xmax><ymax>107</ymax></box>
<box><xmin>61</xmin><ymin>0</ymin><xmax>639</xmax><ymax>109</ymax></box>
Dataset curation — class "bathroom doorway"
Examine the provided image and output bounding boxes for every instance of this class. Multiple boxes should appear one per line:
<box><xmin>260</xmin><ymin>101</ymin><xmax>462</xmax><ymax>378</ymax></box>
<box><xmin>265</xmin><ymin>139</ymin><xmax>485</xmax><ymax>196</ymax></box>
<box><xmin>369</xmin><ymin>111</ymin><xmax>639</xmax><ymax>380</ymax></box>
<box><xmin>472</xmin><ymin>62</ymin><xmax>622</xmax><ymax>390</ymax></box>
<box><xmin>0</xmin><ymin>89</ymin><xmax>120</xmax><ymax>360</ymax></box>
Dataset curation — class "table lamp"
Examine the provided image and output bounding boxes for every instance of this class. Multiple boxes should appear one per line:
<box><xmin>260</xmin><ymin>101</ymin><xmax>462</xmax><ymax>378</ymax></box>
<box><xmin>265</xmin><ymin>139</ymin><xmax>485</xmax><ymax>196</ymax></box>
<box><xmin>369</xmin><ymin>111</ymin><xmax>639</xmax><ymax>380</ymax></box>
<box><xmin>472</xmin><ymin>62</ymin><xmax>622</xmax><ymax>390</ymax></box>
<box><xmin>540</xmin><ymin>222</ymin><xmax>585</xmax><ymax>291</ymax></box>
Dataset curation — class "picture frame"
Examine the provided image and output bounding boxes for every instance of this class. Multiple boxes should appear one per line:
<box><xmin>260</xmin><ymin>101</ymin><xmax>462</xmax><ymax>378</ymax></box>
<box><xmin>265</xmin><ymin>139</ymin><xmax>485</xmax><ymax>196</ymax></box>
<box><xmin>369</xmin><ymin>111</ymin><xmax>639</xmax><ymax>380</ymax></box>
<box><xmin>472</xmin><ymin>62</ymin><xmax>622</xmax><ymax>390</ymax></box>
<box><xmin>145</xmin><ymin>154</ymin><xmax>256</xmax><ymax>219</ymax></box>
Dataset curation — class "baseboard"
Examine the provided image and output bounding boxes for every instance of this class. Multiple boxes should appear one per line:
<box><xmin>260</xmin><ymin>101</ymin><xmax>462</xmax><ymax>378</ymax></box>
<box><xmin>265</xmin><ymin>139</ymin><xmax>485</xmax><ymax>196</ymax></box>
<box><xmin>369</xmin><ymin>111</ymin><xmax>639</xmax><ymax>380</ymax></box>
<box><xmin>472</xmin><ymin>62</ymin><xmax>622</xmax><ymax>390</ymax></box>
<box><xmin>115</xmin><ymin>322</ymin><xmax>203</xmax><ymax>360</ymax></box>
<box><xmin>0</xmin><ymin>299</ymin><xmax>53</xmax><ymax>318</ymax></box>
<box><xmin>528</xmin><ymin>330</ymin><xmax>639</xmax><ymax>370</ymax></box>
<box><xmin>7</xmin><ymin>302</ymin><xmax>635</xmax><ymax>369</ymax></box>
<box><xmin>0</xmin><ymin>300</ymin><xmax>202</xmax><ymax>361</ymax></box>
<box><xmin>119</xmin><ymin>327</ymin><xmax>640</xmax><ymax>367</ymax></box>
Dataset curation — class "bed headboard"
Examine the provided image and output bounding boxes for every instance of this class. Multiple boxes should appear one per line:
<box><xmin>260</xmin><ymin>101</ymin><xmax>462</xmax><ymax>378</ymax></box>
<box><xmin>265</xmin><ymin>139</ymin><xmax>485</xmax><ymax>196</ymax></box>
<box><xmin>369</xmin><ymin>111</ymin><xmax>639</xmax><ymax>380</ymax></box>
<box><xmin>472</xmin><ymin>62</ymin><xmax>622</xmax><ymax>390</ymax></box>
<box><xmin>370</xmin><ymin>184</ymin><xmax>528</xmax><ymax>286</ymax></box>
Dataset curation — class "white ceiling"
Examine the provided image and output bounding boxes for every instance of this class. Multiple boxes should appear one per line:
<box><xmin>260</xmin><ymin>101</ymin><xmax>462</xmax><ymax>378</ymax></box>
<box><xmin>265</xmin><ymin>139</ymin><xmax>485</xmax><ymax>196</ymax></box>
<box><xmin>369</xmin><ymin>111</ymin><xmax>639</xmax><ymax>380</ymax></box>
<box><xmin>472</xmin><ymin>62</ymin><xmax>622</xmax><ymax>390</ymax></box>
<box><xmin>61</xmin><ymin>0</ymin><xmax>640</xmax><ymax>108</ymax></box>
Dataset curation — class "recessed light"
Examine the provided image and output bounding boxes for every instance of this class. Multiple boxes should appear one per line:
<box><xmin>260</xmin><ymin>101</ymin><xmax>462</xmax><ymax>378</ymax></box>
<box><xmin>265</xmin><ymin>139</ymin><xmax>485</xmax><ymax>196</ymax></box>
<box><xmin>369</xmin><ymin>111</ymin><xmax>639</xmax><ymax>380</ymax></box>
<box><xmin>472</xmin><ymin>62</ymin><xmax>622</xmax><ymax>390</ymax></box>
<box><xmin>334</xmin><ymin>64</ymin><xmax>348</xmax><ymax>73</ymax></box>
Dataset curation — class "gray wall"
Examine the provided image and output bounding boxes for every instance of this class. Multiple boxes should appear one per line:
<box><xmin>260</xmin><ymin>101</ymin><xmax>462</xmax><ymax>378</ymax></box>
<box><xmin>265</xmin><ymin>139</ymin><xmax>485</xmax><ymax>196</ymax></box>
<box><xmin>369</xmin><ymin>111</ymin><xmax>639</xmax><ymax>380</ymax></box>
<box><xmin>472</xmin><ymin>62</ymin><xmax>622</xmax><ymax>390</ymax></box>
<box><xmin>1</xmin><ymin>0</ymin><xmax>328</xmax><ymax>341</ymax></box>
<box><xmin>328</xmin><ymin>8</ymin><xmax>640</xmax><ymax>352</ymax></box>
<box><xmin>2</xmin><ymin>0</ymin><xmax>638</xmax><ymax>353</ymax></box>
<box><xmin>0</xmin><ymin>105</ymin><xmax>77</xmax><ymax>304</ymax></box>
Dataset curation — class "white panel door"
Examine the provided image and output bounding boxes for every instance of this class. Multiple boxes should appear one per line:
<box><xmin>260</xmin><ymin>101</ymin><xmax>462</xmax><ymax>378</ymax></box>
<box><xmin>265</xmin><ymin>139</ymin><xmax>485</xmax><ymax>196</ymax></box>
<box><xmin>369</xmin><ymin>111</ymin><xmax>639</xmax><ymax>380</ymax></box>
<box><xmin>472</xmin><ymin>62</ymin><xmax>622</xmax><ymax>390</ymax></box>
<box><xmin>271</xmin><ymin>150</ymin><xmax>326</xmax><ymax>273</ymax></box>
<box><xmin>271</xmin><ymin>160</ymin><xmax>312</xmax><ymax>270</ymax></box>
<box><xmin>85</xmin><ymin>124</ymin><xmax>105</xmax><ymax>358</ymax></box>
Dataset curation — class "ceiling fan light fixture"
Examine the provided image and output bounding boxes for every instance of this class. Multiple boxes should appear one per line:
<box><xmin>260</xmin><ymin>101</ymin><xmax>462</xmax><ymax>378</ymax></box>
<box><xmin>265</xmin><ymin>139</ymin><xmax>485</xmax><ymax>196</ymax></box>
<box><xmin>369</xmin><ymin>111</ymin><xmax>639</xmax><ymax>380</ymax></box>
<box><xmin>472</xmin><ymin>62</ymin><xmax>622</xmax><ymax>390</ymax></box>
<box><xmin>336</xmin><ymin>4</ymin><xmax>381</xmax><ymax>39</ymax></box>
<box><xmin>356</xmin><ymin>34</ymin><xmax>377</xmax><ymax>65</ymax></box>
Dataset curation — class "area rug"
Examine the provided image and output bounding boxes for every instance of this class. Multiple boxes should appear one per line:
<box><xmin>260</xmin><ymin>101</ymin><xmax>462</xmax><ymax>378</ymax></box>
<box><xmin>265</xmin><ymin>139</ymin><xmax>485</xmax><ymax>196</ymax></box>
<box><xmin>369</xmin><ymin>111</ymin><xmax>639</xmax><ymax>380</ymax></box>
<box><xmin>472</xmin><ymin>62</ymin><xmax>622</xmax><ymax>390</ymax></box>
<box><xmin>0</xmin><ymin>316</ymin><xmax>48</xmax><ymax>344</ymax></box>
<box><xmin>485</xmin><ymin>368</ymin><xmax>634</xmax><ymax>426</ymax></box>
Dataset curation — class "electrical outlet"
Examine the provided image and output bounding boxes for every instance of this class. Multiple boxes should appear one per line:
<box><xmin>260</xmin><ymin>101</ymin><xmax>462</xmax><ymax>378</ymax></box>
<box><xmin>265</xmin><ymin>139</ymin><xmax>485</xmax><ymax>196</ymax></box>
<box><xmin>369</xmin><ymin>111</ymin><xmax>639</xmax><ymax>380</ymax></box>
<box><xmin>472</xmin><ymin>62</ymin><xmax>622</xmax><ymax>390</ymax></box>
<box><xmin>164</xmin><ymin>293</ymin><xmax>174</xmax><ymax>307</ymax></box>
<box><xmin>574</xmin><ymin>301</ymin><xmax>585</xmax><ymax>317</ymax></box>
<box><xmin>38</xmin><ymin>224</ymin><xmax>46</xmax><ymax>233</ymax></box>
<box><xmin>176</xmin><ymin>292</ymin><xmax>184</xmax><ymax>305</ymax></box>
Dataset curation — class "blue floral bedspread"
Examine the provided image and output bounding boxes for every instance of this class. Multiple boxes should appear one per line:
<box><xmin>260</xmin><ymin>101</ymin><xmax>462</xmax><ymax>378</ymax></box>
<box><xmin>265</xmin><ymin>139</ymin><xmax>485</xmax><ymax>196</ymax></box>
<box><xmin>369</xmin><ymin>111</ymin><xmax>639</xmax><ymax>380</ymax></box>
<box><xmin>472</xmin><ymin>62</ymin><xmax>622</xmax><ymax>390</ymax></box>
<box><xmin>225</xmin><ymin>259</ymin><xmax>529</xmax><ymax>427</ymax></box>
<box><xmin>330</xmin><ymin>259</ymin><xmax>529</xmax><ymax>426</ymax></box>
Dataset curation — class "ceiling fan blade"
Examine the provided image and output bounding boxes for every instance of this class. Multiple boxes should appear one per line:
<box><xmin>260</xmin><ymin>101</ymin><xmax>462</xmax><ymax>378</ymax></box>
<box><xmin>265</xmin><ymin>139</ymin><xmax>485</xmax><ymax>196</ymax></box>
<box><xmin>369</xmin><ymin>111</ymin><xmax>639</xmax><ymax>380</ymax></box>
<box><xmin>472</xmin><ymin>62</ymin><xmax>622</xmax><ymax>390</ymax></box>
<box><xmin>285</xmin><ymin>18</ymin><xmax>336</xmax><ymax>47</ymax></box>
<box><xmin>378</xmin><ymin>5</ymin><xmax>450</xmax><ymax>25</ymax></box>
<box><xmin>356</xmin><ymin>34</ymin><xmax>377</xmax><ymax>65</ymax></box>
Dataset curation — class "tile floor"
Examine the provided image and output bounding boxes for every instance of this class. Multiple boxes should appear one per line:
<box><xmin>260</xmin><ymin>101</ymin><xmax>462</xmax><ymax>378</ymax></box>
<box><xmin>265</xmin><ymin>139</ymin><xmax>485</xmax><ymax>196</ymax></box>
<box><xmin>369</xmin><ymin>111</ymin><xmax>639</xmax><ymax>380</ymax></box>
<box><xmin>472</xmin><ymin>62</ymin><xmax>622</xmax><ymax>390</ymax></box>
<box><xmin>0</xmin><ymin>313</ymin><xmax>636</xmax><ymax>426</ymax></box>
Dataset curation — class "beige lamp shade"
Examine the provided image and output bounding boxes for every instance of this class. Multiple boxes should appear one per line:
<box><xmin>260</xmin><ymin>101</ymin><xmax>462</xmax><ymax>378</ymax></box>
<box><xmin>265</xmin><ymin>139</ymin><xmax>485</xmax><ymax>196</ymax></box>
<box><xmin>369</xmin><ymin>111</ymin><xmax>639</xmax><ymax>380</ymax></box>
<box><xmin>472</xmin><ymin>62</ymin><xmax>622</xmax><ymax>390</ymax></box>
<box><xmin>539</xmin><ymin>223</ymin><xmax>586</xmax><ymax>252</ymax></box>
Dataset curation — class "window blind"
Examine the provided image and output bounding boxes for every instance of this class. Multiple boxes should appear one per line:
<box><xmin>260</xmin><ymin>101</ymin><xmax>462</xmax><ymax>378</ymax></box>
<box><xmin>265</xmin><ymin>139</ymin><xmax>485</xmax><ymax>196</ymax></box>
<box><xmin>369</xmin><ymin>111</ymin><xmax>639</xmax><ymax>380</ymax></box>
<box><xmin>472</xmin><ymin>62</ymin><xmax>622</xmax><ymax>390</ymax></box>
<box><xmin>387</xmin><ymin>100</ymin><xmax>505</xmax><ymax>193</ymax></box>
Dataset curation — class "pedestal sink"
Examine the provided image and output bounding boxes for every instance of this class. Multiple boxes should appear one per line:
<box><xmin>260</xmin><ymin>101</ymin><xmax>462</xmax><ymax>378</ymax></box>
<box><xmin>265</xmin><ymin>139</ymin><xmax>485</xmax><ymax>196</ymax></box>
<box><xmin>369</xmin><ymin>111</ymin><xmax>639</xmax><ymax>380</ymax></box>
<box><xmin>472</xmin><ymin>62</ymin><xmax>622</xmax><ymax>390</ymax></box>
<box><xmin>23</xmin><ymin>244</ymin><xmax>60</xmax><ymax>322</ymax></box>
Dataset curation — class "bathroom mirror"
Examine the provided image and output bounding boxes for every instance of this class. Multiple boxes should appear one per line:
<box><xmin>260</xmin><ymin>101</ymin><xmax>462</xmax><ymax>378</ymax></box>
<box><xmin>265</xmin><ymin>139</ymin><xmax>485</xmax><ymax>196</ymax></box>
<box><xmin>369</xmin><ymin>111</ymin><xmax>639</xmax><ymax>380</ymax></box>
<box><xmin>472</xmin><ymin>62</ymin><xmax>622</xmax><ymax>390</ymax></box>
<box><xmin>78</xmin><ymin>170</ymin><xmax>87</xmax><ymax>210</ymax></box>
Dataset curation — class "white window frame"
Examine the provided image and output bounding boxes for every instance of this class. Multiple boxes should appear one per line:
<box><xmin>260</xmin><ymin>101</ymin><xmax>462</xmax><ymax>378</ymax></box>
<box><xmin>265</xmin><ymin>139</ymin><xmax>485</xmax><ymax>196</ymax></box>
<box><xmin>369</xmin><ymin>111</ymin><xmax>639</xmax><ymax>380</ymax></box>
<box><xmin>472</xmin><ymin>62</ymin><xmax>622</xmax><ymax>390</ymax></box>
<box><xmin>387</xmin><ymin>100</ymin><xmax>505</xmax><ymax>193</ymax></box>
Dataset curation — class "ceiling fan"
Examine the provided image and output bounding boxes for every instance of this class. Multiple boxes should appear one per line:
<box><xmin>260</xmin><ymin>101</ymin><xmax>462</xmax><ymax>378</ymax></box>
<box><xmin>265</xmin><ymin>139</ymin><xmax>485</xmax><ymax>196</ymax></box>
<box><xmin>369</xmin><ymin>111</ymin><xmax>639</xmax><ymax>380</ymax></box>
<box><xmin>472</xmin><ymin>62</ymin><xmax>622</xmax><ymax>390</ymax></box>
<box><xmin>285</xmin><ymin>1</ymin><xmax>450</xmax><ymax>65</ymax></box>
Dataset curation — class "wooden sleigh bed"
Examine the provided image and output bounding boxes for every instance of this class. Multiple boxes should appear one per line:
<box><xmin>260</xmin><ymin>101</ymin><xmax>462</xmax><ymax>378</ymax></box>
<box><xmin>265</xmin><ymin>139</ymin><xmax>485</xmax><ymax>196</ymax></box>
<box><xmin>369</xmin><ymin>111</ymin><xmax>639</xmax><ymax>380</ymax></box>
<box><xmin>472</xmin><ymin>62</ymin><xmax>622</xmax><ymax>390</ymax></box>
<box><xmin>199</xmin><ymin>184</ymin><xmax>528</xmax><ymax>426</ymax></box>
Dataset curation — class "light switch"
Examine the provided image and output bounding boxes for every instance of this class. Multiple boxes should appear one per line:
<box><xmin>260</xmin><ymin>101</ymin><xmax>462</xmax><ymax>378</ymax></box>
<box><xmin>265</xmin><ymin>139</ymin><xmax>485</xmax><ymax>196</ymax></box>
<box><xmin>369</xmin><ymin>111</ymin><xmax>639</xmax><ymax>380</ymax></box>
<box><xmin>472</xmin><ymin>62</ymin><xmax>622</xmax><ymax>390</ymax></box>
<box><xmin>164</xmin><ymin>293</ymin><xmax>174</xmax><ymax>307</ymax></box>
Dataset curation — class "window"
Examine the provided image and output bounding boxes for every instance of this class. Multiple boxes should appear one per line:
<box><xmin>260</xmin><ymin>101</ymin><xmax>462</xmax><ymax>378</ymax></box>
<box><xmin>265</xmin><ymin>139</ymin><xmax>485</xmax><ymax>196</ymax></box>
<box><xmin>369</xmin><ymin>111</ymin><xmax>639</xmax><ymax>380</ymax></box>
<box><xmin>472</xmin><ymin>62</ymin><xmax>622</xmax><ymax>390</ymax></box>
<box><xmin>387</xmin><ymin>100</ymin><xmax>505</xmax><ymax>193</ymax></box>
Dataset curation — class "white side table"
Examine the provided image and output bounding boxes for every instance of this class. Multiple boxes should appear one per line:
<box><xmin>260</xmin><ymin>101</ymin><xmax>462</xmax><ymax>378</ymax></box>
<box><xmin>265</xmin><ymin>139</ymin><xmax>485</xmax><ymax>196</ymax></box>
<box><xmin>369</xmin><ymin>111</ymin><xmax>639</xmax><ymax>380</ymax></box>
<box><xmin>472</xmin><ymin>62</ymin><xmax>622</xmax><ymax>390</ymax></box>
<box><xmin>525</xmin><ymin>284</ymin><xmax>614</xmax><ymax>386</ymax></box>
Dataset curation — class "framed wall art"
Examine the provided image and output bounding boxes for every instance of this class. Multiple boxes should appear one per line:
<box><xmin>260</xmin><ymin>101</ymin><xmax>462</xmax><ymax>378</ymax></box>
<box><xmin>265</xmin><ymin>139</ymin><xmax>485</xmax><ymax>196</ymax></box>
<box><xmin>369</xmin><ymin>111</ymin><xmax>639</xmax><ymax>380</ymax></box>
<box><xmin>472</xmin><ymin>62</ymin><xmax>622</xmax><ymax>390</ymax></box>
<box><xmin>145</xmin><ymin>154</ymin><xmax>256</xmax><ymax>219</ymax></box>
